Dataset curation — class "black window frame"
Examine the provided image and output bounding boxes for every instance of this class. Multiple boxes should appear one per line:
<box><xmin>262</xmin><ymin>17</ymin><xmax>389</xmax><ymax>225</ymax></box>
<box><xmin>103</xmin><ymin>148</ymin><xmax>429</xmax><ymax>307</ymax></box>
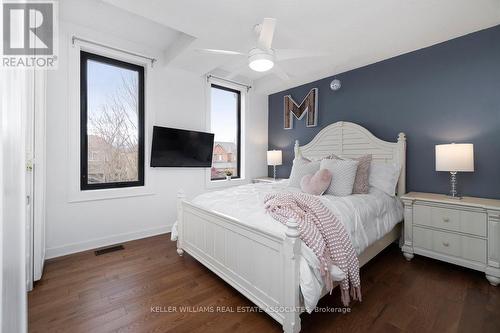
<box><xmin>210</xmin><ymin>84</ymin><xmax>241</xmax><ymax>181</ymax></box>
<box><xmin>80</xmin><ymin>51</ymin><xmax>145</xmax><ymax>190</ymax></box>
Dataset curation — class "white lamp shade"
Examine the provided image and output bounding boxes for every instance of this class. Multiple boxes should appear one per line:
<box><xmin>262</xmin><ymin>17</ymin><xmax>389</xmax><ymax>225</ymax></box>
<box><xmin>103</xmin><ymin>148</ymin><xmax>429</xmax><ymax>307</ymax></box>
<box><xmin>435</xmin><ymin>143</ymin><xmax>474</xmax><ymax>172</ymax></box>
<box><xmin>267</xmin><ymin>150</ymin><xmax>282</xmax><ymax>166</ymax></box>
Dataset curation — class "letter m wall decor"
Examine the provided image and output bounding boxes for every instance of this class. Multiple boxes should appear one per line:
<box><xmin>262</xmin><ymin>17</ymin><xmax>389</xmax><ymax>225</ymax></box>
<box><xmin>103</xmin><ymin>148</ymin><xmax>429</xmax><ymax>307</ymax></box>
<box><xmin>283</xmin><ymin>88</ymin><xmax>318</xmax><ymax>129</ymax></box>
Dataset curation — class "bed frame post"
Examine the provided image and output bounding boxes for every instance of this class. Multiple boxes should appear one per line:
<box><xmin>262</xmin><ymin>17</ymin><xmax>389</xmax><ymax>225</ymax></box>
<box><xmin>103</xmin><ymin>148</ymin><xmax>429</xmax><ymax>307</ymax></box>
<box><xmin>283</xmin><ymin>218</ymin><xmax>301</xmax><ymax>333</ymax></box>
<box><xmin>176</xmin><ymin>189</ymin><xmax>186</xmax><ymax>256</ymax></box>
<box><xmin>397</xmin><ymin>132</ymin><xmax>406</xmax><ymax>196</ymax></box>
<box><xmin>294</xmin><ymin>140</ymin><xmax>301</xmax><ymax>159</ymax></box>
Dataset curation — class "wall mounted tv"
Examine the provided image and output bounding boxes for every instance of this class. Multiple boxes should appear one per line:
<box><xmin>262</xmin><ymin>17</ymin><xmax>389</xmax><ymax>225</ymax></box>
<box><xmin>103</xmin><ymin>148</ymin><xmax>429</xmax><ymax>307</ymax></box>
<box><xmin>150</xmin><ymin>126</ymin><xmax>214</xmax><ymax>167</ymax></box>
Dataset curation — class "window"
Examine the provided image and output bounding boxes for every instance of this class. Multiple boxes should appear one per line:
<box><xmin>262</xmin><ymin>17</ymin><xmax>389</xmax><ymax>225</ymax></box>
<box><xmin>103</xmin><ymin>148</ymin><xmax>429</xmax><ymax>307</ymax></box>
<box><xmin>210</xmin><ymin>84</ymin><xmax>241</xmax><ymax>180</ymax></box>
<box><xmin>80</xmin><ymin>51</ymin><xmax>145</xmax><ymax>190</ymax></box>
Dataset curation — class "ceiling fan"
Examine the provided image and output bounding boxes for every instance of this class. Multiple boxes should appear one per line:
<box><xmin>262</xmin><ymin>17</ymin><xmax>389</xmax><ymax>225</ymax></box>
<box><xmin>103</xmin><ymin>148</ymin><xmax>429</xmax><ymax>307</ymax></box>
<box><xmin>197</xmin><ymin>18</ymin><xmax>328</xmax><ymax>79</ymax></box>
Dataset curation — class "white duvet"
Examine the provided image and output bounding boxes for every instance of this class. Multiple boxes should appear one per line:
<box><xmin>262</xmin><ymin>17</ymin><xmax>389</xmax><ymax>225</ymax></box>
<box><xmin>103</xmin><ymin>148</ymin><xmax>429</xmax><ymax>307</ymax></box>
<box><xmin>172</xmin><ymin>181</ymin><xmax>403</xmax><ymax>312</ymax></box>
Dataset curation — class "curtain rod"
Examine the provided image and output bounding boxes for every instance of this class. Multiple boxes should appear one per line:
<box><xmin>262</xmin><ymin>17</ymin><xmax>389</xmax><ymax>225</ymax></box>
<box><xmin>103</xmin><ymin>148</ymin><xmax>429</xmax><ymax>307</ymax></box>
<box><xmin>72</xmin><ymin>36</ymin><xmax>157</xmax><ymax>66</ymax></box>
<box><xmin>207</xmin><ymin>75</ymin><xmax>252</xmax><ymax>92</ymax></box>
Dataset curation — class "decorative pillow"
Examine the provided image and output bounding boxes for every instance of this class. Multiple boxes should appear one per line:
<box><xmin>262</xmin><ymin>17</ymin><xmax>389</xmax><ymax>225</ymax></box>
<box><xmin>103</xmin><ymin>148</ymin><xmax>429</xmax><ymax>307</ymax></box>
<box><xmin>328</xmin><ymin>154</ymin><xmax>372</xmax><ymax>194</ymax></box>
<box><xmin>300</xmin><ymin>169</ymin><xmax>332</xmax><ymax>195</ymax></box>
<box><xmin>320</xmin><ymin>159</ymin><xmax>359</xmax><ymax>196</ymax></box>
<box><xmin>288</xmin><ymin>157</ymin><xmax>321</xmax><ymax>188</ymax></box>
<box><xmin>368</xmin><ymin>161</ymin><xmax>401</xmax><ymax>196</ymax></box>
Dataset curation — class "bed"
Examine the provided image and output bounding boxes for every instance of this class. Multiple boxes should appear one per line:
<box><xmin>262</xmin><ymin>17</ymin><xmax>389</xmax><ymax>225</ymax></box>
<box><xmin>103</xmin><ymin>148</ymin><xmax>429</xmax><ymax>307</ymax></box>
<box><xmin>174</xmin><ymin>121</ymin><xmax>406</xmax><ymax>333</ymax></box>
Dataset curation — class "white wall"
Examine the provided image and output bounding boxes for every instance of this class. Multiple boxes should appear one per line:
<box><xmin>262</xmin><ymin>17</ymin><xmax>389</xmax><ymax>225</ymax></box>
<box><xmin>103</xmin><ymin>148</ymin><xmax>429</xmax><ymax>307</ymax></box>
<box><xmin>45</xmin><ymin>2</ymin><xmax>268</xmax><ymax>258</ymax></box>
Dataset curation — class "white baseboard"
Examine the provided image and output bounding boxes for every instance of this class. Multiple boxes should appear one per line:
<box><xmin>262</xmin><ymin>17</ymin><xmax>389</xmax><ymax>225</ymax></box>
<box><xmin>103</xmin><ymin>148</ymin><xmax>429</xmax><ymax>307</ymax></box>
<box><xmin>45</xmin><ymin>225</ymin><xmax>172</xmax><ymax>259</ymax></box>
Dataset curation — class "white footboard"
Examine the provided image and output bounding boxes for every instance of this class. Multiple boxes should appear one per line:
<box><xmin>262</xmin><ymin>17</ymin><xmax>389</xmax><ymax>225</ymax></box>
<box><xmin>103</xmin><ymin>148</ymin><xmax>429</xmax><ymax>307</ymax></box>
<box><xmin>176</xmin><ymin>190</ymin><xmax>302</xmax><ymax>333</ymax></box>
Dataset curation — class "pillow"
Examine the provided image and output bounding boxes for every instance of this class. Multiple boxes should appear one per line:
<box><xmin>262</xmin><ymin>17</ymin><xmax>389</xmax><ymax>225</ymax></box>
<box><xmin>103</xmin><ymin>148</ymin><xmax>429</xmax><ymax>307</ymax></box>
<box><xmin>368</xmin><ymin>161</ymin><xmax>401</xmax><ymax>196</ymax></box>
<box><xmin>288</xmin><ymin>157</ymin><xmax>321</xmax><ymax>188</ymax></box>
<box><xmin>328</xmin><ymin>154</ymin><xmax>372</xmax><ymax>194</ymax></box>
<box><xmin>320</xmin><ymin>159</ymin><xmax>359</xmax><ymax>196</ymax></box>
<box><xmin>300</xmin><ymin>169</ymin><xmax>332</xmax><ymax>195</ymax></box>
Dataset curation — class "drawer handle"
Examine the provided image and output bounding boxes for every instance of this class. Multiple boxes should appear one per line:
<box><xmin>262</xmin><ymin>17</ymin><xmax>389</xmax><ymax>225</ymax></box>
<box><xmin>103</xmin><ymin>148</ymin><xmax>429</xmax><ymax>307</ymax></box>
<box><xmin>443</xmin><ymin>217</ymin><xmax>450</xmax><ymax>223</ymax></box>
<box><xmin>442</xmin><ymin>242</ymin><xmax>450</xmax><ymax>247</ymax></box>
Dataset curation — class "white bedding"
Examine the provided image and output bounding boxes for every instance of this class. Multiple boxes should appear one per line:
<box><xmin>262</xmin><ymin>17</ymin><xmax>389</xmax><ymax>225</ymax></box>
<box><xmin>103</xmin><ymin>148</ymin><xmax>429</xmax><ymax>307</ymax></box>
<box><xmin>172</xmin><ymin>181</ymin><xmax>403</xmax><ymax>312</ymax></box>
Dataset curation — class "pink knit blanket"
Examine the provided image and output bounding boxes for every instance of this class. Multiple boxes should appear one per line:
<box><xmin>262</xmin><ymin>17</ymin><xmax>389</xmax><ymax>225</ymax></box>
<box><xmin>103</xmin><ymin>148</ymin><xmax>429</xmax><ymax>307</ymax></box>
<box><xmin>264</xmin><ymin>192</ymin><xmax>361</xmax><ymax>306</ymax></box>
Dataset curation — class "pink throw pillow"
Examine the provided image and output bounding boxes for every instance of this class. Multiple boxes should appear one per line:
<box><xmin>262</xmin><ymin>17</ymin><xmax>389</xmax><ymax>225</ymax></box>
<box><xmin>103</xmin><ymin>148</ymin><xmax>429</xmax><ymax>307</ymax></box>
<box><xmin>300</xmin><ymin>169</ymin><xmax>332</xmax><ymax>195</ymax></box>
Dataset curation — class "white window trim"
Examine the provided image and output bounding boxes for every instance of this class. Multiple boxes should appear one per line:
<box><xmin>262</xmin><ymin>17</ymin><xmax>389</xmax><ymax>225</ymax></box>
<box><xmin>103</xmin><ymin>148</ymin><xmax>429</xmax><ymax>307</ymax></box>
<box><xmin>67</xmin><ymin>36</ymin><xmax>154</xmax><ymax>202</ymax></box>
<box><xmin>205</xmin><ymin>77</ymin><xmax>248</xmax><ymax>189</ymax></box>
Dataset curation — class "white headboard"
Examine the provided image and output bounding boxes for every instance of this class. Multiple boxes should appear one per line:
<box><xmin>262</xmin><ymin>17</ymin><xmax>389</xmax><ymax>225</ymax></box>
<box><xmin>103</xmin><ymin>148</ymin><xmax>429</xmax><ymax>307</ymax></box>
<box><xmin>294</xmin><ymin>121</ymin><xmax>406</xmax><ymax>195</ymax></box>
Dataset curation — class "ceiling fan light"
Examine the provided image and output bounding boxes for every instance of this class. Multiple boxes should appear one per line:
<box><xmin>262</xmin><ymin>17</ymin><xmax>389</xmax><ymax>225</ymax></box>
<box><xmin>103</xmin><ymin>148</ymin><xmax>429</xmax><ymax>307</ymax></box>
<box><xmin>248</xmin><ymin>48</ymin><xmax>274</xmax><ymax>72</ymax></box>
<box><xmin>249</xmin><ymin>58</ymin><xmax>274</xmax><ymax>72</ymax></box>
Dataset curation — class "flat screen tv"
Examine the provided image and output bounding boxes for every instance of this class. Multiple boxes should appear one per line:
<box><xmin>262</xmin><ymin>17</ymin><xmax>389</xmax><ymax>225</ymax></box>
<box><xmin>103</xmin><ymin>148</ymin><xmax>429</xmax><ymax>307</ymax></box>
<box><xmin>150</xmin><ymin>126</ymin><xmax>214</xmax><ymax>167</ymax></box>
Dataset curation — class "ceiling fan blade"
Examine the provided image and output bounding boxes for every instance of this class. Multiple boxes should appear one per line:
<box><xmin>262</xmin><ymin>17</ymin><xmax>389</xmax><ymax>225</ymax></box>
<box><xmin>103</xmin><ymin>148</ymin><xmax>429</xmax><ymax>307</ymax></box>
<box><xmin>275</xmin><ymin>48</ymin><xmax>330</xmax><ymax>61</ymax></box>
<box><xmin>196</xmin><ymin>48</ymin><xmax>245</xmax><ymax>56</ymax></box>
<box><xmin>258</xmin><ymin>18</ymin><xmax>276</xmax><ymax>50</ymax></box>
<box><xmin>272</xmin><ymin>64</ymin><xmax>290</xmax><ymax>81</ymax></box>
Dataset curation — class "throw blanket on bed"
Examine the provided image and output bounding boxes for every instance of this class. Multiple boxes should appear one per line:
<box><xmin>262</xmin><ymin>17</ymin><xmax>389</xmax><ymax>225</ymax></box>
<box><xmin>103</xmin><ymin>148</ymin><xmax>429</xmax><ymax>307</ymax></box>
<box><xmin>264</xmin><ymin>192</ymin><xmax>361</xmax><ymax>306</ymax></box>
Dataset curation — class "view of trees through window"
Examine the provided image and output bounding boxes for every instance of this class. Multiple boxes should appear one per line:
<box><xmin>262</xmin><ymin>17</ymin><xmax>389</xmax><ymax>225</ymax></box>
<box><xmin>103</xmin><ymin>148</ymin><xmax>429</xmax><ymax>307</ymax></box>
<box><xmin>210</xmin><ymin>85</ymin><xmax>240</xmax><ymax>180</ymax></box>
<box><xmin>81</xmin><ymin>52</ymin><xmax>144</xmax><ymax>189</ymax></box>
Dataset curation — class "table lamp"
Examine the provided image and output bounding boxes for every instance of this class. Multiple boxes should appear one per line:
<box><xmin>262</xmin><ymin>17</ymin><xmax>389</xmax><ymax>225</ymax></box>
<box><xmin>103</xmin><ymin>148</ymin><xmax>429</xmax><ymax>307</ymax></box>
<box><xmin>435</xmin><ymin>143</ymin><xmax>474</xmax><ymax>199</ymax></box>
<box><xmin>267</xmin><ymin>150</ymin><xmax>282</xmax><ymax>180</ymax></box>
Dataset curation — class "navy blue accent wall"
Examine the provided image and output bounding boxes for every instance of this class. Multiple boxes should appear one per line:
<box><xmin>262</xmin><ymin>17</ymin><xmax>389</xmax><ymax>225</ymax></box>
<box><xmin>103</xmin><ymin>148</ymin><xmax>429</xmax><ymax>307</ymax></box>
<box><xmin>268</xmin><ymin>25</ymin><xmax>500</xmax><ymax>199</ymax></box>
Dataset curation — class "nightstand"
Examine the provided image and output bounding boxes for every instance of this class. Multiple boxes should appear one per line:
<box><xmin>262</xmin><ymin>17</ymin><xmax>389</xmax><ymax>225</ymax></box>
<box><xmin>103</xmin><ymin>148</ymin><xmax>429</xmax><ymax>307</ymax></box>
<box><xmin>401</xmin><ymin>192</ymin><xmax>500</xmax><ymax>286</ymax></box>
<box><xmin>252</xmin><ymin>177</ymin><xmax>284</xmax><ymax>184</ymax></box>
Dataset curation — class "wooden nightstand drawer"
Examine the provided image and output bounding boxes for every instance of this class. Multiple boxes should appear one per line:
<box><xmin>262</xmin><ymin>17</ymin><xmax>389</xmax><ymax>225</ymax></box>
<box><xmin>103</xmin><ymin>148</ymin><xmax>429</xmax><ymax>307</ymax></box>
<box><xmin>413</xmin><ymin>226</ymin><xmax>486</xmax><ymax>264</ymax></box>
<box><xmin>414</xmin><ymin>204</ymin><xmax>486</xmax><ymax>237</ymax></box>
<box><xmin>414</xmin><ymin>227</ymin><xmax>460</xmax><ymax>257</ymax></box>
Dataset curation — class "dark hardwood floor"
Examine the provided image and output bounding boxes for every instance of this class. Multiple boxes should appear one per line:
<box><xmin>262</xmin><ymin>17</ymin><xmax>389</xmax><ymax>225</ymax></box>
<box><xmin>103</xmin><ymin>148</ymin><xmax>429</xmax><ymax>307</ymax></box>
<box><xmin>29</xmin><ymin>234</ymin><xmax>500</xmax><ymax>333</ymax></box>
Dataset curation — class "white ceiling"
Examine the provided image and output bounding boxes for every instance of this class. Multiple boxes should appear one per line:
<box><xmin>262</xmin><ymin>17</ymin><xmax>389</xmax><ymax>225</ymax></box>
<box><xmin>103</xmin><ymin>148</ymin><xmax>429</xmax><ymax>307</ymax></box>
<box><xmin>60</xmin><ymin>0</ymin><xmax>181</xmax><ymax>52</ymax></box>
<box><xmin>102</xmin><ymin>0</ymin><xmax>500</xmax><ymax>94</ymax></box>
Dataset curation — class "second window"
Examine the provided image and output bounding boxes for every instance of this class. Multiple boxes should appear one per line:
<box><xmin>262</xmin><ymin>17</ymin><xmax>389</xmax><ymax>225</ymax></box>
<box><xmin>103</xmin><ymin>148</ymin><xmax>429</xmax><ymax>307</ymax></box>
<box><xmin>210</xmin><ymin>84</ymin><xmax>241</xmax><ymax>180</ymax></box>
